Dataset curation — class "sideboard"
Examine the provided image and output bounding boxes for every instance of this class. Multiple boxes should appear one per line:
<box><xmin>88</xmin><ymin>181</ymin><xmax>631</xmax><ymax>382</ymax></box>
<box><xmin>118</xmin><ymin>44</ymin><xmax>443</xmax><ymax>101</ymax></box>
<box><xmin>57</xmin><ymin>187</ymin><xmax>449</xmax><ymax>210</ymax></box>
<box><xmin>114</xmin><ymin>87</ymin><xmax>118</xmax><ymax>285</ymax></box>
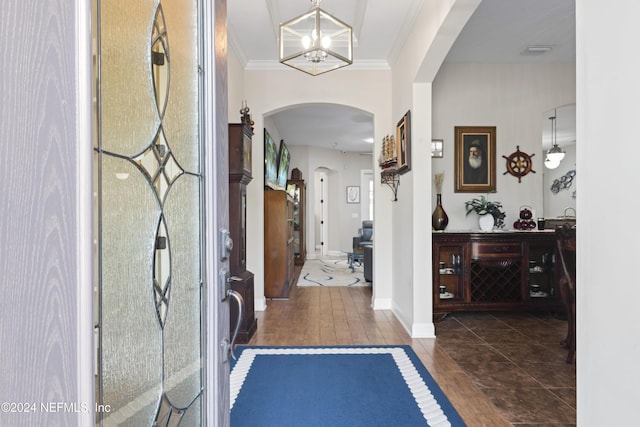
<box><xmin>433</xmin><ymin>231</ymin><xmax>563</xmax><ymax>318</ymax></box>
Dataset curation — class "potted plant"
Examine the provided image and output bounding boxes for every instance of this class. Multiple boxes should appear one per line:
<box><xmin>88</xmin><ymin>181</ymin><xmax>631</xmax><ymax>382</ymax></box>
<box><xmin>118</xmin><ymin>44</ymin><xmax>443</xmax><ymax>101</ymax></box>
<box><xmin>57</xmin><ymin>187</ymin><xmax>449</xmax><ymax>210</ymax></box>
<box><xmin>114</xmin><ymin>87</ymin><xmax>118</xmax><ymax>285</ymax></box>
<box><xmin>465</xmin><ymin>195</ymin><xmax>506</xmax><ymax>230</ymax></box>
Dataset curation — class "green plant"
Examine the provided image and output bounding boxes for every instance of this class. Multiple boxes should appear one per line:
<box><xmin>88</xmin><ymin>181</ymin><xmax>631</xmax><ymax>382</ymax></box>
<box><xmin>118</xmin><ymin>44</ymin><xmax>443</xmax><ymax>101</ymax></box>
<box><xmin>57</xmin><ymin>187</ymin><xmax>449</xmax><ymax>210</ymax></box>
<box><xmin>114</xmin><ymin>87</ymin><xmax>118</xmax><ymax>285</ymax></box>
<box><xmin>465</xmin><ymin>195</ymin><xmax>506</xmax><ymax>228</ymax></box>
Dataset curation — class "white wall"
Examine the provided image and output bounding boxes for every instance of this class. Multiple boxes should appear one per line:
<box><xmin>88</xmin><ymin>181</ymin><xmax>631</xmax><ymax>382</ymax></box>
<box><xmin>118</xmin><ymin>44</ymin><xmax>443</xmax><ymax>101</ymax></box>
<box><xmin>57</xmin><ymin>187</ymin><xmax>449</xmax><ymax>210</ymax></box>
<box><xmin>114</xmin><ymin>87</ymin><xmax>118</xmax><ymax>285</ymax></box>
<box><xmin>432</xmin><ymin>63</ymin><xmax>576</xmax><ymax>229</ymax></box>
<box><xmin>542</xmin><ymin>143</ymin><xmax>576</xmax><ymax>219</ymax></box>
<box><xmin>228</xmin><ymin>48</ymin><xmax>245</xmax><ymax>123</ymax></box>
<box><xmin>577</xmin><ymin>2</ymin><xmax>640</xmax><ymax>424</ymax></box>
<box><xmin>387</xmin><ymin>0</ymin><xmax>481</xmax><ymax>336</ymax></box>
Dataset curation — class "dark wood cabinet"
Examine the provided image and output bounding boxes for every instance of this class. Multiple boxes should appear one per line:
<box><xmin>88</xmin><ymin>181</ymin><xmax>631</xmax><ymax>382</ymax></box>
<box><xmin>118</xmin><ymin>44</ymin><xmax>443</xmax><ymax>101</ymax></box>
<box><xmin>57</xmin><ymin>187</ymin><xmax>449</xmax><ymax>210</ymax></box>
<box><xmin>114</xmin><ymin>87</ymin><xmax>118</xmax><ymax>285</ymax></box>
<box><xmin>433</xmin><ymin>231</ymin><xmax>562</xmax><ymax>318</ymax></box>
<box><xmin>287</xmin><ymin>168</ymin><xmax>306</xmax><ymax>266</ymax></box>
<box><xmin>228</xmin><ymin>118</ymin><xmax>257</xmax><ymax>343</ymax></box>
<box><xmin>264</xmin><ymin>190</ymin><xmax>295</xmax><ymax>298</ymax></box>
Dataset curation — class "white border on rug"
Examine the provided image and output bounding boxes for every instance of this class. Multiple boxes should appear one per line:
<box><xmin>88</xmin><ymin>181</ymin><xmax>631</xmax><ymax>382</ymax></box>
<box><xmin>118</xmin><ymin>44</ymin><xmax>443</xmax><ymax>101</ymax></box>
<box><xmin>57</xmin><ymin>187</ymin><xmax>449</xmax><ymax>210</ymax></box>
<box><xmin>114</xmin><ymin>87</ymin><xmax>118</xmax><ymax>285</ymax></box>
<box><xmin>296</xmin><ymin>258</ymin><xmax>368</xmax><ymax>287</ymax></box>
<box><xmin>230</xmin><ymin>347</ymin><xmax>452</xmax><ymax>427</ymax></box>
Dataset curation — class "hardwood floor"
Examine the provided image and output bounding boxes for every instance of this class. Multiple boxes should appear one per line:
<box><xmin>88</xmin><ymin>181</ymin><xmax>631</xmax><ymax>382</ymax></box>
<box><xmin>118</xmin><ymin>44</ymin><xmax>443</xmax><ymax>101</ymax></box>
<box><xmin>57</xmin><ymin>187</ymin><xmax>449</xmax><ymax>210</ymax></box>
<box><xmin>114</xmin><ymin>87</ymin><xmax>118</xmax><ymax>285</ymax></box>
<box><xmin>247</xmin><ymin>266</ymin><xmax>576</xmax><ymax>426</ymax></box>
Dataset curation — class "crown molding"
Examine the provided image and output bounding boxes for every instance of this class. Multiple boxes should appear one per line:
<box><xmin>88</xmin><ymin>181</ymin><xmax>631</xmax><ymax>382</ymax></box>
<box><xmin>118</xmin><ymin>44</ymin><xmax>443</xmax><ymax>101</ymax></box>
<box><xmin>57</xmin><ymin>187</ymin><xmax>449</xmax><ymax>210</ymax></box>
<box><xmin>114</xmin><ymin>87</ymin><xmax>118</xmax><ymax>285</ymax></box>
<box><xmin>244</xmin><ymin>59</ymin><xmax>390</xmax><ymax>72</ymax></box>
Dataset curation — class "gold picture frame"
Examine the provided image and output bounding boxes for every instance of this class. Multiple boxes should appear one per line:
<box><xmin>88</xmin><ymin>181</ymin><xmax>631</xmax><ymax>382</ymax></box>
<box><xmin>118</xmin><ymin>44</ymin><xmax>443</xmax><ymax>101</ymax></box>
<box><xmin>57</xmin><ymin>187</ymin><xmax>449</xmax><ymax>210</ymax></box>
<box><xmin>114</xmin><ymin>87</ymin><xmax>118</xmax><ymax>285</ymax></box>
<box><xmin>454</xmin><ymin>126</ymin><xmax>496</xmax><ymax>193</ymax></box>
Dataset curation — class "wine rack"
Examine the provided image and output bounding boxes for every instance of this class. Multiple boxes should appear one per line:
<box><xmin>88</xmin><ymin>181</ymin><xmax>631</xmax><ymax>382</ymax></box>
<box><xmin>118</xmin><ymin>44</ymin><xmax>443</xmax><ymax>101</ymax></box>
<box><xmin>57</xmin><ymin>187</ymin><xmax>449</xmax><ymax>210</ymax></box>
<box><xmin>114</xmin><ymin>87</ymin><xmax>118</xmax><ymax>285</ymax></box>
<box><xmin>433</xmin><ymin>231</ymin><xmax>563</xmax><ymax>317</ymax></box>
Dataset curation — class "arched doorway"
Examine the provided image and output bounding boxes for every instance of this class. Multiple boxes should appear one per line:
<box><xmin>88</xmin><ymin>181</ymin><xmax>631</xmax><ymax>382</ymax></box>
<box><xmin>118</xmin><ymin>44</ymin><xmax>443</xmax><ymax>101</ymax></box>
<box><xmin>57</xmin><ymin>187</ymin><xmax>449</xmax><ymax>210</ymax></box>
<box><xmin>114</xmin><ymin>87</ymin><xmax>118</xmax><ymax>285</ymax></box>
<box><xmin>264</xmin><ymin>103</ymin><xmax>375</xmax><ymax>259</ymax></box>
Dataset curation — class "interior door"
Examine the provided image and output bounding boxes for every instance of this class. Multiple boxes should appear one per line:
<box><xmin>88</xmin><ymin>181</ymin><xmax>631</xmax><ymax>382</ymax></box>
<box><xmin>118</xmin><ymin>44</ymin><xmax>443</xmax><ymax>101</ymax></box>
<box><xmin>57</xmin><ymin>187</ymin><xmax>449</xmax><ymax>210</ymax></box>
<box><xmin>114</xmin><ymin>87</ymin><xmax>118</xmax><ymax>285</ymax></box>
<box><xmin>95</xmin><ymin>0</ymin><xmax>229</xmax><ymax>425</ymax></box>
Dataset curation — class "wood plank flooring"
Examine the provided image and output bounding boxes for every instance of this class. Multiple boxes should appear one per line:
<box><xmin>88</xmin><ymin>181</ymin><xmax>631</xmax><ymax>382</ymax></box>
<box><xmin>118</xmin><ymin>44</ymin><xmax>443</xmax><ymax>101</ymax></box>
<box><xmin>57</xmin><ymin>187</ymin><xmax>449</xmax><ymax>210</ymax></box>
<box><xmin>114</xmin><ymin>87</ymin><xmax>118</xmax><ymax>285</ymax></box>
<box><xmin>247</xmin><ymin>266</ymin><xmax>576</xmax><ymax>426</ymax></box>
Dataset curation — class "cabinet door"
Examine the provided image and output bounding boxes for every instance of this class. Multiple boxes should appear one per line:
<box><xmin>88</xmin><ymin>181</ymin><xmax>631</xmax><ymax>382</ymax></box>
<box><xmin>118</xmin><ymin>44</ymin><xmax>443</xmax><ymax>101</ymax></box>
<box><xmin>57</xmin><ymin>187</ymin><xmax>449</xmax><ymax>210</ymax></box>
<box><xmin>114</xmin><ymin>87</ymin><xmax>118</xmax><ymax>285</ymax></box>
<box><xmin>434</xmin><ymin>243</ymin><xmax>467</xmax><ymax>303</ymax></box>
<box><xmin>526</xmin><ymin>238</ymin><xmax>557</xmax><ymax>300</ymax></box>
<box><xmin>469</xmin><ymin>241</ymin><xmax>522</xmax><ymax>303</ymax></box>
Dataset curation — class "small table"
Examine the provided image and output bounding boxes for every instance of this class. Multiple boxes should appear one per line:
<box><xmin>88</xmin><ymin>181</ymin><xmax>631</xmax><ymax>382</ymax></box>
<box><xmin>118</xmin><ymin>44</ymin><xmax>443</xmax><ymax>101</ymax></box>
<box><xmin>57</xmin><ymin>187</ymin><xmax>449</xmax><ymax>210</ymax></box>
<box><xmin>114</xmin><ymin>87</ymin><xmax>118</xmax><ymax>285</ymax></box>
<box><xmin>347</xmin><ymin>252</ymin><xmax>364</xmax><ymax>272</ymax></box>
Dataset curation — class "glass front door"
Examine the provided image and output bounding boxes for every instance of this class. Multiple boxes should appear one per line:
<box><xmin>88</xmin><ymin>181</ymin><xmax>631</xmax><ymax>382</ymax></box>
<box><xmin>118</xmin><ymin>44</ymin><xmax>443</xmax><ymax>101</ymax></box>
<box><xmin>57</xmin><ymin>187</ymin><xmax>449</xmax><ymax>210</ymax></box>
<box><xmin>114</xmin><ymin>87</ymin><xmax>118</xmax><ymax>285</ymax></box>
<box><xmin>95</xmin><ymin>0</ymin><xmax>205</xmax><ymax>424</ymax></box>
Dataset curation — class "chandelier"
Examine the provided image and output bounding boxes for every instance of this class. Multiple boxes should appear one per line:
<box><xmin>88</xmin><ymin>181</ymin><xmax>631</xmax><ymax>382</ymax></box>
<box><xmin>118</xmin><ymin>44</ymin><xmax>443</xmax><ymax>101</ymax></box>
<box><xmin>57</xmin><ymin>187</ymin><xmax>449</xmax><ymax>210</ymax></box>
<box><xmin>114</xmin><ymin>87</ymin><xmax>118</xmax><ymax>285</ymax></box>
<box><xmin>279</xmin><ymin>0</ymin><xmax>353</xmax><ymax>76</ymax></box>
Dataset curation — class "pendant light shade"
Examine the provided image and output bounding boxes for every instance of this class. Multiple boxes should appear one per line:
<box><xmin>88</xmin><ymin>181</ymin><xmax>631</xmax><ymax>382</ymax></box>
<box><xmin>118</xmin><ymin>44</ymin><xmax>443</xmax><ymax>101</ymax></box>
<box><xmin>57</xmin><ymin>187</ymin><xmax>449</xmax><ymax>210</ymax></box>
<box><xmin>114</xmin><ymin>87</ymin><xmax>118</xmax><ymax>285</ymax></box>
<box><xmin>544</xmin><ymin>156</ymin><xmax>560</xmax><ymax>169</ymax></box>
<box><xmin>279</xmin><ymin>0</ymin><xmax>353</xmax><ymax>76</ymax></box>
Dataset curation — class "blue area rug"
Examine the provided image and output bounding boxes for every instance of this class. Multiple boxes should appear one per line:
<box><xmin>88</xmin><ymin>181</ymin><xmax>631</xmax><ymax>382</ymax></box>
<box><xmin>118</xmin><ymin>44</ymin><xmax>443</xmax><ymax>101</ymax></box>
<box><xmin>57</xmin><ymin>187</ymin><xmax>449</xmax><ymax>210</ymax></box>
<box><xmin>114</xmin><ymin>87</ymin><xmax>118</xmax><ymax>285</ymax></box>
<box><xmin>230</xmin><ymin>346</ymin><xmax>466</xmax><ymax>426</ymax></box>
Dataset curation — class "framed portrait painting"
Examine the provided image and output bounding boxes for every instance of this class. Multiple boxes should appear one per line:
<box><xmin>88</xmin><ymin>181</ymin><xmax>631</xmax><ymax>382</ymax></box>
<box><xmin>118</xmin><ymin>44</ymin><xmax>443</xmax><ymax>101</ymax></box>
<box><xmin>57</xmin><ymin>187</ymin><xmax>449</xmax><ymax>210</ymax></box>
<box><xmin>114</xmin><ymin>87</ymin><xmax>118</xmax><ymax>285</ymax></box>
<box><xmin>396</xmin><ymin>110</ymin><xmax>411</xmax><ymax>174</ymax></box>
<box><xmin>454</xmin><ymin>126</ymin><xmax>496</xmax><ymax>193</ymax></box>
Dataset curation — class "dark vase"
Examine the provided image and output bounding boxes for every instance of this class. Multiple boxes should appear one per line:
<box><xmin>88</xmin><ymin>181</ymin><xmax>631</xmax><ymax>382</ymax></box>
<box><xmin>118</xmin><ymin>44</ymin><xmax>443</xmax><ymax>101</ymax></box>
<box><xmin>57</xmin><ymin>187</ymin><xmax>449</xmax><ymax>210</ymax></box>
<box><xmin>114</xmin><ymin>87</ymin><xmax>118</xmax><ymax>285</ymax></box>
<box><xmin>432</xmin><ymin>194</ymin><xmax>449</xmax><ymax>230</ymax></box>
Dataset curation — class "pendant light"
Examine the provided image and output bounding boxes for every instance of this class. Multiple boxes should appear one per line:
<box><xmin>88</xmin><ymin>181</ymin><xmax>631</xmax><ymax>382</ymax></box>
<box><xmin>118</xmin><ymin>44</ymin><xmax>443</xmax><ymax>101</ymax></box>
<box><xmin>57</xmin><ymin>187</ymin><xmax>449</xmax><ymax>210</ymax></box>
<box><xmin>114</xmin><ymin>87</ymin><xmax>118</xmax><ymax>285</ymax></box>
<box><xmin>545</xmin><ymin>110</ymin><xmax>565</xmax><ymax>167</ymax></box>
<box><xmin>279</xmin><ymin>0</ymin><xmax>353</xmax><ymax>76</ymax></box>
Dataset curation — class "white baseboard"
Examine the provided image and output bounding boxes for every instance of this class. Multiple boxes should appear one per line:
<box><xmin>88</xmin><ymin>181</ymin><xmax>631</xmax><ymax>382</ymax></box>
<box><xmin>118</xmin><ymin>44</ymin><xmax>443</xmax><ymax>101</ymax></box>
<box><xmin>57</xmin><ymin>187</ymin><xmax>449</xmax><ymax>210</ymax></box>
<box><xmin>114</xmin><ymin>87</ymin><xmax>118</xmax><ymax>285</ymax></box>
<box><xmin>411</xmin><ymin>322</ymin><xmax>435</xmax><ymax>338</ymax></box>
<box><xmin>254</xmin><ymin>297</ymin><xmax>267</xmax><ymax>311</ymax></box>
<box><xmin>372</xmin><ymin>297</ymin><xmax>392</xmax><ymax>310</ymax></box>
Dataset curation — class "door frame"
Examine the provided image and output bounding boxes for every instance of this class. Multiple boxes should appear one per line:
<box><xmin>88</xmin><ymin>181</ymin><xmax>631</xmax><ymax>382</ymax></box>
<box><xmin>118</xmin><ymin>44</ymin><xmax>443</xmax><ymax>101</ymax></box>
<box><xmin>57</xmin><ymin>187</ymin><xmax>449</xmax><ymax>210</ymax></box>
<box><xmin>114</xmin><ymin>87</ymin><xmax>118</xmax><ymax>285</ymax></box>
<box><xmin>201</xmin><ymin>0</ymin><xmax>230</xmax><ymax>425</ymax></box>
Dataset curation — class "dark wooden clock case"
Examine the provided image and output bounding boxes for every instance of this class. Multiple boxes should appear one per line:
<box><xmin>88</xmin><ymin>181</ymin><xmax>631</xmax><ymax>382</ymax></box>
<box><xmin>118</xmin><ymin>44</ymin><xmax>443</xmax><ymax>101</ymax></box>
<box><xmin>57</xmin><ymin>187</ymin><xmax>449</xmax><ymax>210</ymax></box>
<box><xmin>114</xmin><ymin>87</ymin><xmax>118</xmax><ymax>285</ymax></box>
<box><xmin>228</xmin><ymin>116</ymin><xmax>257</xmax><ymax>343</ymax></box>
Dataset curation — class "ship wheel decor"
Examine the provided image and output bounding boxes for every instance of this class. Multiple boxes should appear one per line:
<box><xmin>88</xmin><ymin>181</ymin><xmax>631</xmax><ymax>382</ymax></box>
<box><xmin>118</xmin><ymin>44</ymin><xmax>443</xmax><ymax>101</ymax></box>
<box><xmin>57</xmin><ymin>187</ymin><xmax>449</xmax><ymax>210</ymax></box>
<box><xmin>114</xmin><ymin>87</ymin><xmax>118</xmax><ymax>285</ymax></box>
<box><xmin>503</xmin><ymin>146</ymin><xmax>535</xmax><ymax>183</ymax></box>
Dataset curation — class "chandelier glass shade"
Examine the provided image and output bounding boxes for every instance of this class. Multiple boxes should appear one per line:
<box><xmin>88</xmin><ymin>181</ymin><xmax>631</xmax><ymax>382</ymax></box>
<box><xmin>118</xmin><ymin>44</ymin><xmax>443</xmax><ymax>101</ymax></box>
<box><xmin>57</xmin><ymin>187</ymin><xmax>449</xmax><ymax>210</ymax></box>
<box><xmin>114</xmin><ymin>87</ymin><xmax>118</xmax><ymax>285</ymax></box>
<box><xmin>279</xmin><ymin>0</ymin><xmax>353</xmax><ymax>76</ymax></box>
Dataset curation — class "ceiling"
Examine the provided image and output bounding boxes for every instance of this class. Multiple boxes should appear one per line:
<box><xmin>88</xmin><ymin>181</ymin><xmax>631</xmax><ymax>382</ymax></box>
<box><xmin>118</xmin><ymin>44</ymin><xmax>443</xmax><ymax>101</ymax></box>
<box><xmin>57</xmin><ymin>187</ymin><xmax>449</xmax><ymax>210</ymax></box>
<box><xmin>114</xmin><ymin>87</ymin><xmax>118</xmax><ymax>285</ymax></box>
<box><xmin>227</xmin><ymin>0</ymin><xmax>576</xmax><ymax>154</ymax></box>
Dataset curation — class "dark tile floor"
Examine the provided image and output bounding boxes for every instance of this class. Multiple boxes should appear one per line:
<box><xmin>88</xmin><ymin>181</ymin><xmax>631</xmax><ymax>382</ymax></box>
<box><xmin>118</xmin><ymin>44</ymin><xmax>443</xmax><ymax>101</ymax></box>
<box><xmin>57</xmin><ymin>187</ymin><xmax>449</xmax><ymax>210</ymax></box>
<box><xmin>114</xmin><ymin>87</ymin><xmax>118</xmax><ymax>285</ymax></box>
<box><xmin>435</xmin><ymin>311</ymin><xmax>576</xmax><ymax>425</ymax></box>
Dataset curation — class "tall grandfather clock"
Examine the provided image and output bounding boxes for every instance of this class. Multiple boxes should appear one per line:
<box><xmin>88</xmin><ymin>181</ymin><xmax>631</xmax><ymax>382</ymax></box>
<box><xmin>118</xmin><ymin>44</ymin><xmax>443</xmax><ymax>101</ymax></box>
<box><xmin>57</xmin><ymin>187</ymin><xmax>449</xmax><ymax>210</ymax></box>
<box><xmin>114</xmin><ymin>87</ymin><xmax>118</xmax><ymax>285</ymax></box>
<box><xmin>228</xmin><ymin>105</ymin><xmax>257</xmax><ymax>343</ymax></box>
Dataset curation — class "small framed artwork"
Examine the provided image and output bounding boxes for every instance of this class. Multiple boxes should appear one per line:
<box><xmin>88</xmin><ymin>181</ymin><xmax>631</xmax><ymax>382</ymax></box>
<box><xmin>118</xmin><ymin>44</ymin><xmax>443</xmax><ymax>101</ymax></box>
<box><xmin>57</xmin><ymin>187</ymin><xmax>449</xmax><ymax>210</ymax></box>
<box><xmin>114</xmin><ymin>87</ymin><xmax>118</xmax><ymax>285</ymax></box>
<box><xmin>396</xmin><ymin>110</ymin><xmax>411</xmax><ymax>174</ymax></box>
<box><xmin>431</xmin><ymin>139</ymin><xmax>443</xmax><ymax>158</ymax></box>
<box><xmin>454</xmin><ymin>126</ymin><xmax>496</xmax><ymax>193</ymax></box>
<box><xmin>346</xmin><ymin>186</ymin><xmax>360</xmax><ymax>204</ymax></box>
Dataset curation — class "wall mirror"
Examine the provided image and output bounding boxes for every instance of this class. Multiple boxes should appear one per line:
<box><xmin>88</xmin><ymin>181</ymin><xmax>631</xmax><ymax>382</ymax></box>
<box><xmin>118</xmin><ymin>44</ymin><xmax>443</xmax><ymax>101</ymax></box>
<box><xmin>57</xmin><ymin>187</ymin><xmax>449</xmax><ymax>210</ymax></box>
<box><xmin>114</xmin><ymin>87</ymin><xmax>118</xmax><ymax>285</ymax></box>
<box><xmin>542</xmin><ymin>103</ymin><xmax>576</xmax><ymax>219</ymax></box>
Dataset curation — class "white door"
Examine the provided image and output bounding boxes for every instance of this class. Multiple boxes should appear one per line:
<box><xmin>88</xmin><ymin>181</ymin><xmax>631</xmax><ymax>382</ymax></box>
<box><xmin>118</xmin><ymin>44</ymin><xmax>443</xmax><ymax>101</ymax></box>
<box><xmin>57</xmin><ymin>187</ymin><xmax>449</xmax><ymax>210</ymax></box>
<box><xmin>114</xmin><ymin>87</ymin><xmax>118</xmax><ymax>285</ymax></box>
<box><xmin>96</xmin><ymin>0</ymin><xmax>229</xmax><ymax>425</ymax></box>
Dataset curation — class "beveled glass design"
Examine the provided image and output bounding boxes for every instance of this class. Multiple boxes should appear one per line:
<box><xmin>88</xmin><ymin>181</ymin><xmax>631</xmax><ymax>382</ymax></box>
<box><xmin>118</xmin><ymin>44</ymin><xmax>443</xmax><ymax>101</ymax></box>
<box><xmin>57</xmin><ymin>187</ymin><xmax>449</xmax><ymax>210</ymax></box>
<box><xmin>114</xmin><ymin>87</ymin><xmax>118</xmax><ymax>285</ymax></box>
<box><xmin>133</xmin><ymin>127</ymin><xmax>184</xmax><ymax>206</ymax></box>
<box><xmin>155</xmin><ymin>393</ymin><xmax>183</xmax><ymax>426</ymax></box>
<box><xmin>154</xmin><ymin>215</ymin><xmax>171</xmax><ymax>328</ymax></box>
<box><xmin>151</xmin><ymin>5</ymin><xmax>170</xmax><ymax>120</ymax></box>
<box><xmin>97</xmin><ymin>0</ymin><xmax>202</xmax><ymax>425</ymax></box>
